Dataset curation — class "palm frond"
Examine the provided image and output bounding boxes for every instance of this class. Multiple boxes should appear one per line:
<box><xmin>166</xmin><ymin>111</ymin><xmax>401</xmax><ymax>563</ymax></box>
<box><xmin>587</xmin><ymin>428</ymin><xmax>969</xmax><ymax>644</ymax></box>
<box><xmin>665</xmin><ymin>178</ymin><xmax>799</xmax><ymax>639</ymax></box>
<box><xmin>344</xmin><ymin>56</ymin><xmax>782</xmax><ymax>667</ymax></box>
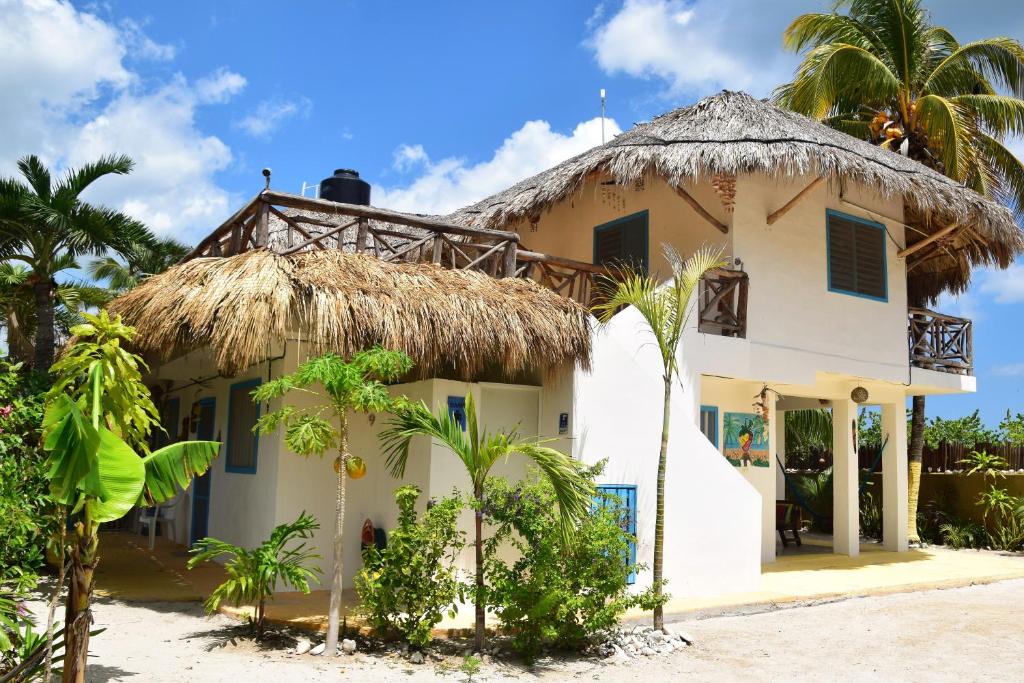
<box><xmin>16</xmin><ymin>155</ymin><xmax>52</xmax><ymax>200</ymax></box>
<box><xmin>777</xmin><ymin>42</ymin><xmax>900</xmax><ymax>118</ymax></box>
<box><xmin>915</xmin><ymin>94</ymin><xmax>977</xmax><ymax>180</ymax></box>
<box><xmin>925</xmin><ymin>37</ymin><xmax>1024</xmax><ymax>98</ymax></box>
<box><xmin>53</xmin><ymin>154</ymin><xmax>134</xmax><ymax>207</ymax></box>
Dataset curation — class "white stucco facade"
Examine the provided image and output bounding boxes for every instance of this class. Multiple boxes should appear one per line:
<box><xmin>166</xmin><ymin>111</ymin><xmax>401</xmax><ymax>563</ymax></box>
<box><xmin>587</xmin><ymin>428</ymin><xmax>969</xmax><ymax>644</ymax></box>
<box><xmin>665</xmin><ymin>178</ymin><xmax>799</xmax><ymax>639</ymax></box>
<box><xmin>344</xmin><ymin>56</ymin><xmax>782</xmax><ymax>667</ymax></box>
<box><xmin>144</xmin><ymin>170</ymin><xmax>973</xmax><ymax>601</ymax></box>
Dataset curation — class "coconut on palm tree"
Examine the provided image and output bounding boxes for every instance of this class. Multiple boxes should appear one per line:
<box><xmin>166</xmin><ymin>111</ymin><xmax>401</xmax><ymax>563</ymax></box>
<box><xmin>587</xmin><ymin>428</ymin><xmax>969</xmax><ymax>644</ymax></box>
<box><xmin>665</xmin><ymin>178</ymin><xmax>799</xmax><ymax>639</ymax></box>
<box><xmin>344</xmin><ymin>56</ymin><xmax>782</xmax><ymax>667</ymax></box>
<box><xmin>592</xmin><ymin>245</ymin><xmax>725</xmax><ymax>630</ymax></box>
<box><xmin>774</xmin><ymin>0</ymin><xmax>1024</xmax><ymax>544</ymax></box>
<box><xmin>381</xmin><ymin>393</ymin><xmax>592</xmax><ymax>652</ymax></box>
<box><xmin>0</xmin><ymin>154</ymin><xmax>154</xmax><ymax>372</ymax></box>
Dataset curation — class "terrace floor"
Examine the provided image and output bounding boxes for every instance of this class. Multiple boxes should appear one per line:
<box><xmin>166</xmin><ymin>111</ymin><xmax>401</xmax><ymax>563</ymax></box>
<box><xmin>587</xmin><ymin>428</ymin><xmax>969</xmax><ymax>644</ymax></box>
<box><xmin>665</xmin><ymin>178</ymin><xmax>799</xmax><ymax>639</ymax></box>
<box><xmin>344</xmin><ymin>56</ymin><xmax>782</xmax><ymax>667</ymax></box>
<box><xmin>95</xmin><ymin>530</ymin><xmax>1024</xmax><ymax>633</ymax></box>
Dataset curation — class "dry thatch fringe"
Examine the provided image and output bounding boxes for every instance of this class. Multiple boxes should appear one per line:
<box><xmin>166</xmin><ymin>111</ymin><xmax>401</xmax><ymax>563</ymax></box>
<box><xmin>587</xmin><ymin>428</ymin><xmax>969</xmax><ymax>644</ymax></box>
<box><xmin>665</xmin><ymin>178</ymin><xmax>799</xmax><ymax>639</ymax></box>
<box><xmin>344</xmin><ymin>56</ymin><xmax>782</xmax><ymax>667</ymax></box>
<box><xmin>108</xmin><ymin>249</ymin><xmax>592</xmax><ymax>379</ymax></box>
<box><xmin>447</xmin><ymin>91</ymin><xmax>1023</xmax><ymax>301</ymax></box>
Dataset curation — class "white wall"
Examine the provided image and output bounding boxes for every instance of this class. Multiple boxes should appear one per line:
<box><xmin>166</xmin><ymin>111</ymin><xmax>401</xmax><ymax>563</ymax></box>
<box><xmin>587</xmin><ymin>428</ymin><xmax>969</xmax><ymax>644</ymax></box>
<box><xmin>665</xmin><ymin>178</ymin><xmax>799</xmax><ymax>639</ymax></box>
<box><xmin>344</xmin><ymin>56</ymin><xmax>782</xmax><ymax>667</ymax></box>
<box><xmin>574</xmin><ymin>308</ymin><xmax>762</xmax><ymax>597</ymax></box>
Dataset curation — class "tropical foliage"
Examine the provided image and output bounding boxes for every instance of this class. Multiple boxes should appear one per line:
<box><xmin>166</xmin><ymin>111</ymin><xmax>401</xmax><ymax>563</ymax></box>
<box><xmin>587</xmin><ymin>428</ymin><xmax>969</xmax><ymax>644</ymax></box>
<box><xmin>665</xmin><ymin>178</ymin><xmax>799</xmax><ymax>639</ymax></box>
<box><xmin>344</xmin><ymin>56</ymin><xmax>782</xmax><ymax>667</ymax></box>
<box><xmin>253</xmin><ymin>348</ymin><xmax>412</xmax><ymax>657</ymax></box>
<box><xmin>774</xmin><ymin>0</ymin><xmax>1024</xmax><ymax>218</ymax></box>
<box><xmin>189</xmin><ymin>512</ymin><xmax>322</xmax><ymax>640</ymax></box>
<box><xmin>41</xmin><ymin>311</ymin><xmax>219</xmax><ymax>682</ymax></box>
<box><xmin>355</xmin><ymin>486</ymin><xmax>465</xmax><ymax>648</ymax></box>
<box><xmin>0</xmin><ymin>155</ymin><xmax>154</xmax><ymax>371</ymax></box>
<box><xmin>592</xmin><ymin>244</ymin><xmax>724</xmax><ymax>630</ymax></box>
<box><xmin>483</xmin><ymin>466</ymin><xmax>658</xmax><ymax>660</ymax></box>
<box><xmin>381</xmin><ymin>392</ymin><xmax>591</xmax><ymax>652</ymax></box>
<box><xmin>88</xmin><ymin>237</ymin><xmax>189</xmax><ymax>293</ymax></box>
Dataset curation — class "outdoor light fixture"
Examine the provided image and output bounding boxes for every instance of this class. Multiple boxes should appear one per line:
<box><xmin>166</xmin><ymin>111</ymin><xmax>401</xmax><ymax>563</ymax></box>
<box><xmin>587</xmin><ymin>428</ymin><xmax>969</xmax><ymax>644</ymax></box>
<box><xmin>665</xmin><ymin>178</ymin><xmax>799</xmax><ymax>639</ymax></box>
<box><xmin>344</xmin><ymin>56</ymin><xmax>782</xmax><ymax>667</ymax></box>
<box><xmin>851</xmin><ymin>386</ymin><xmax>869</xmax><ymax>403</ymax></box>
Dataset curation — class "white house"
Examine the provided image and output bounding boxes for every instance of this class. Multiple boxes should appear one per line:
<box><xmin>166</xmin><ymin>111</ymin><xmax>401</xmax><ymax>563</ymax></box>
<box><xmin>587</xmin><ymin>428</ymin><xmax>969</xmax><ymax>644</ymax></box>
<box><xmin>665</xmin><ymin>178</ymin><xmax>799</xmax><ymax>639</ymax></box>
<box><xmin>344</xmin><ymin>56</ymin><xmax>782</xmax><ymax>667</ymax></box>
<box><xmin>115</xmin><ymin>91</ymin><xmax>1021</xmax><ymax>600</ymax></box>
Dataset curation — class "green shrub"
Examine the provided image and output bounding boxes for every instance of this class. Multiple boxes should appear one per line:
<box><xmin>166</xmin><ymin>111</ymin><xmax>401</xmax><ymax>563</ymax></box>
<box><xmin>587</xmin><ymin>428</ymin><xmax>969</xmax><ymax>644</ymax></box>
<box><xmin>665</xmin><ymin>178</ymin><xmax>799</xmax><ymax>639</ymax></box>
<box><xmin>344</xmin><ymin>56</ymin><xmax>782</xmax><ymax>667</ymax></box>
<box><xmin>188</xmin><ymin>512</ymin><xmax>322</xmax><ymax>640</ymax></box>
<box><xmin>355</xmin><ymin>486</ymin><xmax>465</xmax><ymax>648</ymax></box>
<box><xmin>483</xmin><ymin>465</ymin><xmax>656</xmax><ymax>659</ymax></box>
<box><xmin>939</xmin><ymin>519</ymin><xmax>986</xmax><ymax>549</ymax></box>
<box><xmin>0</xmin><ymin>360</ymin><xmax>54</xmax><ymax>583</ymax></box>
<box><xmin>859</xmin><ymin>488</ymin><xmax>882</xmax><ymax>541</ymax></box>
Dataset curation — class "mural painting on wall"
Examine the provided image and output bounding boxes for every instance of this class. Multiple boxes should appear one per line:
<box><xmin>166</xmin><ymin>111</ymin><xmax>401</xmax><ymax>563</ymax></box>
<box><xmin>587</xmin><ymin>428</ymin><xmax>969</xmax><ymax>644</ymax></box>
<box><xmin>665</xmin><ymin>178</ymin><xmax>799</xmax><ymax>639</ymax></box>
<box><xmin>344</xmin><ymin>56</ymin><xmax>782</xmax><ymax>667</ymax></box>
<box><xmin>723</xmin><ymin>412</ymin><xmax>769</xmax><ymax>467</ymax></box>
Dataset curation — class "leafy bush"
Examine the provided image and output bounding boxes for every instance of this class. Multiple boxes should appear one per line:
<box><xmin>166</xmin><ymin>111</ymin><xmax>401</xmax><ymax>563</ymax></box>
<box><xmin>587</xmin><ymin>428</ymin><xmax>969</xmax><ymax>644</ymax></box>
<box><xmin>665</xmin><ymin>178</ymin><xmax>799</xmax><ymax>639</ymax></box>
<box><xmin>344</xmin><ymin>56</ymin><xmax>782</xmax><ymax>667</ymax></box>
<box><xmin>0</xmin><ymin>360</ymin><xmax>54</xmax><ymax>583</ymax></box>
<box><xmin>189</xmin><ymin>512</ymin><xmax>322</xmax><ymax>640</ymax></box>
<box><xmin>939</xmin><ymin>519</ymin><xmax>986</xmax><ymax>549</ymax></box>
<box><xmin>355</xmin><ymin>486</ymin><xmax>465</xmax><ymax>648</ymax></box>
<box><xmin>859</xmin><ymin>489</ymin><xmax>882</xmax><ymax>541</ymax></box>
<box><xmin>483</xmin><ymin>466</ymin><xmax>657</xmax><ymax>659</ymax></box>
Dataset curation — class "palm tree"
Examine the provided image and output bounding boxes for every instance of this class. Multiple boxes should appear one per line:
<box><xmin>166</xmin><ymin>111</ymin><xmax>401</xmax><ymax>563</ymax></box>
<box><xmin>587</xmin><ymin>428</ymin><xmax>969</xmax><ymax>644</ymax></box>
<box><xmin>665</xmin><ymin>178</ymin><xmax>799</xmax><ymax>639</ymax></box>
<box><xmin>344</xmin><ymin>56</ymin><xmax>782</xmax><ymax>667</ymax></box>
<box><xmin>0</xmin><ymin>260</ymin><xmax>113</xmax><ymax>365</ymax></box>
<box><xmin>591</xmin><ymin>245</ymin><xmax>725</xmax><ymax>631</ymax></box>
<box><xmin>0</xmin><ymin>155</ymin><xmax>153</xmax><ymax>371</ymax></box>
<box><xmin>381</xmin><ymin>393</ymin><xmax>591</xmax><ymax>652</ymax></box>
<box><xmin>88</xmin><ymin>237</ymin><xmax>190</xmax><ymax>293</ymax></box>
<box><xmin>773</xmin><ymin>0</ymin><xmax>1024</xmax><ymax>544</ymax></box>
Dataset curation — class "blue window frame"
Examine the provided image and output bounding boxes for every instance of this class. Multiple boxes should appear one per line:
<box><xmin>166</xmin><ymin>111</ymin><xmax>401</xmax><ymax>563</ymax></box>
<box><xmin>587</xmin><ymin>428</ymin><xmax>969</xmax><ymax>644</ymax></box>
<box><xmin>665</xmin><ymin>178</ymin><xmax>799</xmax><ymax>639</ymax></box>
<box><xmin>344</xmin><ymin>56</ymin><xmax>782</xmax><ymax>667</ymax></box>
<box><xmin>226</xmin><ymin>378</ymin><xmax>261</xmax><ymax>474</ymax></box>
<box><xmin>595</xmin><ymin>484</ymin><xmax>638</xmax><ymax>585</ymax></box>
<box><xmin>447</xmin><ymin>396</ymin><xmax>467</xmax><ymax>431</ymax></box>
<box><xmin>594</xmin><ymin>210</ymin><xmax>649</xmax><ymax>275</ymax></box>
<box><xmin>700</xmin><ymin>405</ymin><xmax>718</xmax><ymax>448</ymax></box>
<box><xmin>825</xmin><ymin>209</ymin><xmax>888</xmax><ymax>302</ymax></box>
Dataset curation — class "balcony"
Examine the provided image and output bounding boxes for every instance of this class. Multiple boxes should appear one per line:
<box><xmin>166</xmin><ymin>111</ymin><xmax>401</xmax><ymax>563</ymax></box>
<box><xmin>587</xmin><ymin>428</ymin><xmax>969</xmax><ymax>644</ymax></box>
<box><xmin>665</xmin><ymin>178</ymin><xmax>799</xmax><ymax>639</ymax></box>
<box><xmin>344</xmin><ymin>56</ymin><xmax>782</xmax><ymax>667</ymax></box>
<box><xmin>908</xmin><ymin>308</ymin><xmax>973</xmax><ymax>375</ymax></box>
<box><xmin>697</xmin><ymin>268</ymin><xmax>749</xmax><ymax>338</ymax></box>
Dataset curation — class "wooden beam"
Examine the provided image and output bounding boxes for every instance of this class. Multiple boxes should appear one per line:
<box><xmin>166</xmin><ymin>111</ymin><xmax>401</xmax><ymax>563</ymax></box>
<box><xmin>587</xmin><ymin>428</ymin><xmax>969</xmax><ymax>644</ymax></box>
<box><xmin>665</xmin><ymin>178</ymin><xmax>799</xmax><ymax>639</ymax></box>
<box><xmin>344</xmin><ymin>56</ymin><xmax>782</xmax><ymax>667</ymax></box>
<box><xmin>179</xmin><ymin>197</ymin><xmax>259</xmax><ymax>262</ymax></box>
<box><xmin>671</xmin><ymin>185</ymin><xmax>728</xmax><ymax>234</ymax></box>
<box><xmin>766</xmin><ymin>177</ymin><xmax>824</xmax><ymax>225</ymax></box>
<box><xmin>898</xmin><ymin>223</ymin><xmax>959</xmax><ymax>259</ymax></box>
<box><xmin>261</xmin><ymin>190</ymin><xmax>521</xmax><ymax>243</ymax></box>
<box><xmin>279</xmin><ymin>219</ymin><xmax>359</xmax><ymax>256</ymax></box>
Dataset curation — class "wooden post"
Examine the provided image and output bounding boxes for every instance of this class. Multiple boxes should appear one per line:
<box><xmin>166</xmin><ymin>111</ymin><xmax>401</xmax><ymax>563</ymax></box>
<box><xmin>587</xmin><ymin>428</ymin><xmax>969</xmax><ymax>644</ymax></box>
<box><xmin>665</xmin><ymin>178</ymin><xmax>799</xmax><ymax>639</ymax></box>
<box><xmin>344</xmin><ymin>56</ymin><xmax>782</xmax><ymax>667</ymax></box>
<box><xmin>255</xmin><ymin>201</ymin><xmax>270</xmax><ymax>248</ymax></box>
<box><xmin>355</xmin><ymin>218</ymin><xmax>368</xmax><ymax>253</ymax></box>
<box><xmin>228</xmin><ymin>223</ymin><xmax>242</xmax><ymax>255</ymax></box>
<box><xmin>898</xmin><ymin>223</ymin><xmax>958</xmax><ymax>259</ymax></box>
<box><xmin>502</xmin><ymin>240</ymin><xmax>517</xmax><ymax>277</ymax></box>
<box><xmin>432</xmin><ymin>235</ymin><xmax>443</xmax><ymax>263</ymax></box>
<box><xmin>672</xmin><ymin>185</ymin><xmax>728</xmax><ymax>234</ymax></box>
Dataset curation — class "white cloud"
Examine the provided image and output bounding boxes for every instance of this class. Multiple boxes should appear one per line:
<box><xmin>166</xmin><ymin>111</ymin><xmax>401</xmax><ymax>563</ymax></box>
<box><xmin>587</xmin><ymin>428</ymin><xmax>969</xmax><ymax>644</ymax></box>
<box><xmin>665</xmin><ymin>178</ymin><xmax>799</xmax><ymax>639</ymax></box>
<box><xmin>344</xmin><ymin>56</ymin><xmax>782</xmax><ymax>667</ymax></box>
<box><xmin>235</xmin><ymin>96</ymin><xmax>311</xmax><ymax>139</ymax></box>
<box><xmin>392</xmin><ymin>144</ymin><xmax>428</xmax><ymax>172</ymax></box>
<box><xmin>585</xmin><ymin>0</ymin><xmax>814</xmax><ymax>97</ymax></box>
<box><xmin>194</xmin><ymin>67</ymin><xmax>247</xmax><ymax>104</ymax></box>
<box><xmin>374</xmin><ymin>116</ymin><xmax>622</xmax><ymax>215</ymax></box>
<box><xmin>992</xmin><ymin>363</ymin><xmax>1024</xmax><ymax>377</ymax></box>
<box><xmin>978</xmin><ymin>265</ymin><xmax>1024</xmax><ymax>304</ymax></box>
<box><xmin>119</xmin><ymin>18</ymin><xmax>175</xmax><ymax>61</ymax></box>
<box><xmin>0</xmin><ymin>0</ymin><xmax>248</xmax><ymax>241</ymax></box>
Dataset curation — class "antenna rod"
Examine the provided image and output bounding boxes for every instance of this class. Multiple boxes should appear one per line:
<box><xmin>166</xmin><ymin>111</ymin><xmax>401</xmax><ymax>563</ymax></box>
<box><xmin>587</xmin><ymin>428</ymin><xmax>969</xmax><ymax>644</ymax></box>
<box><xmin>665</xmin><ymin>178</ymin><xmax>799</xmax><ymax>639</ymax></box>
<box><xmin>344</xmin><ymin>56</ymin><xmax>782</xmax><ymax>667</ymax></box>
<box><xmin>600</xmin><ymin>88</ymin><xmax>606</xmax><ymax>144</ymax></box>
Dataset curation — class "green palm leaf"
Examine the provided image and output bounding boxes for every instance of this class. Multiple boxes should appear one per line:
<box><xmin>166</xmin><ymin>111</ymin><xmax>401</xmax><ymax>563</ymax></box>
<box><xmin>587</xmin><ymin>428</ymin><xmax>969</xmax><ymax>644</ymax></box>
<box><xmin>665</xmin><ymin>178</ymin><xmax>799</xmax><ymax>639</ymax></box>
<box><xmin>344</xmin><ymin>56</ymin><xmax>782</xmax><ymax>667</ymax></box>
<box><xmin>139</xmin><ymin>441</ymin><xmax>220</xmax><ymax>505</ymax></box>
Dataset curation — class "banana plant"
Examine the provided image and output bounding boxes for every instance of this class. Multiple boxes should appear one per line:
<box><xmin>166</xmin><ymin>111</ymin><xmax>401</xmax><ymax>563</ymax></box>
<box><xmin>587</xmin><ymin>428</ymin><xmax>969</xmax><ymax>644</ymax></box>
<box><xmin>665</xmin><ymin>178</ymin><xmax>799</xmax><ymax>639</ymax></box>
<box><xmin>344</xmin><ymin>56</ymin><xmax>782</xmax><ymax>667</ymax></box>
<box><xmin>41</xmin><ymin>311</ymin><xmax>219</xmax><ymax>683</ymax></box>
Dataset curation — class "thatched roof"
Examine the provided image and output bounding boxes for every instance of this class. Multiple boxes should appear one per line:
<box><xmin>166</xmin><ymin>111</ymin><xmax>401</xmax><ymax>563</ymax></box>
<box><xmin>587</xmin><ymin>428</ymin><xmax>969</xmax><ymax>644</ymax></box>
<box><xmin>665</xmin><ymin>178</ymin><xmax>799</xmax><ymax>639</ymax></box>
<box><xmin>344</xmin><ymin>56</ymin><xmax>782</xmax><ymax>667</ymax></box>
<box><xmin>447</xmin><ymin>90</ymin><xmax>1023</xmax><ymax>302</ymax></box>
<box><xmin>109</xmin><ymin>249</ymin><xmax>592</xmax><ymax>379</ymax></box>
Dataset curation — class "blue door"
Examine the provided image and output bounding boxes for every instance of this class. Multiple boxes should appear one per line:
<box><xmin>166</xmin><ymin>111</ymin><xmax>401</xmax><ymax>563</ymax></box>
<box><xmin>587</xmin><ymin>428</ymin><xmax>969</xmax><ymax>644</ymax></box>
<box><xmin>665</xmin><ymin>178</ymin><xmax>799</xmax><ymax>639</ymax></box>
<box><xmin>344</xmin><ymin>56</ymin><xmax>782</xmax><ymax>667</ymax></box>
<box><xmin>595</xmin><ymin>485</ymin><xmax>638</xmax><ymax>584</ymax></box>
<box><xmin>189</xmin><ymin>397</ymin><xmax>216</xmax><ymax>545</ymax></box>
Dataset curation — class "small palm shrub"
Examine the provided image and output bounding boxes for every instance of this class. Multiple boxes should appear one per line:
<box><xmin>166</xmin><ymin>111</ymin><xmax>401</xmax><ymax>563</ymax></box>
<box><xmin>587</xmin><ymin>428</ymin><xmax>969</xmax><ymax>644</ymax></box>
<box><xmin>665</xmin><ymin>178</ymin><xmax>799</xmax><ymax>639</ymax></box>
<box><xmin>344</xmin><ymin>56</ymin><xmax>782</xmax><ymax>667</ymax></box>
<box><xmin>355</xmin><ymin>486</ymin><xmax>465</xmax><ymax>648</ymax></box>
<box><xmin>939</xmin><ymin>519</ymin><xmax>986</xmax><ymax>550</ymax></box>
<box><xmin>961</xmin><ymin>450</ymin><xmax>1024</xmax><ymax>552</ymax></box>
<box><xmin>188</xmin><ymin>512</ymin><xmax>322</xmax><ymax>640</ymax></box>
<box><xmin>483</xmin><ymin>465</ymin><xmax>660</xmax><ymax>660</ymax></box>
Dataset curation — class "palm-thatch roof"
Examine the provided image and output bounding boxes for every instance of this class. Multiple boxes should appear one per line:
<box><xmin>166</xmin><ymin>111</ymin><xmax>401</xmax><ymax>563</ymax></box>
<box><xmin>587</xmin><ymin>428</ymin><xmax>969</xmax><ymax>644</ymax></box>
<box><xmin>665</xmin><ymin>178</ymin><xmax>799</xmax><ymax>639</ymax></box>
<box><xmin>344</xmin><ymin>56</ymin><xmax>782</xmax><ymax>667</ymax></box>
<box><xmin>108</xmin><ymin>249</ymin><xmax>592</xmax><ymax>379</ymax></box>
<box><xmin>447</xmin><ymin>90</ymin><xmax>1023</xmax><ymax>303</ymax></box>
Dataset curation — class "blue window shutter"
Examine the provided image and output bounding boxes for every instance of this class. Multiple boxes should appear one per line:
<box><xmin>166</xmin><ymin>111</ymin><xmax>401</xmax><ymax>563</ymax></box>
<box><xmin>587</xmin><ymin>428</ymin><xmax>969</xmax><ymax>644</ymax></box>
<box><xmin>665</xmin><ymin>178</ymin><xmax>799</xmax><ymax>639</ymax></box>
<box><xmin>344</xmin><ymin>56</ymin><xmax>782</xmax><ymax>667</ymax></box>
<box><xmin>700</xmin><ymin>405</ymin><xmax>718</xmax><ymax>448</ymax></box>
<box><xmin>595</xmin><ymin>484</ymin><xmax>638</xmax><ymax>585</ymax></box>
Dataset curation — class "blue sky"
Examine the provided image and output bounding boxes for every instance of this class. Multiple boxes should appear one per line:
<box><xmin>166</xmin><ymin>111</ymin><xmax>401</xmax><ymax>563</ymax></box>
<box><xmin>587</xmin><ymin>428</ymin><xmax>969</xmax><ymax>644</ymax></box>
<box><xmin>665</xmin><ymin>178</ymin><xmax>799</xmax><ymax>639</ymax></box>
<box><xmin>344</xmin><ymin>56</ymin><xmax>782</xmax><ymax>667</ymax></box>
<box><xmin>1</xmin><ymin>0</ymin><xmax>1023</xmax><ymax>425</ymax></box>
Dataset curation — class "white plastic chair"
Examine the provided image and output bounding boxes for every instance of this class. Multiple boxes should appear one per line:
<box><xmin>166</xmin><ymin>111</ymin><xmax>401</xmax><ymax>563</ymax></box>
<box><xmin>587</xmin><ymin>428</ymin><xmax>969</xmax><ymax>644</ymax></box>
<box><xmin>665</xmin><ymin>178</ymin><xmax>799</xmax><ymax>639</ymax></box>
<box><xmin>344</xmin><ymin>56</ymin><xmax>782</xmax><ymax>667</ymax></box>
<box><xmin>138</xmin><ymin>497</ymin><xmax>179</xmax><ymax>550</ymax></box>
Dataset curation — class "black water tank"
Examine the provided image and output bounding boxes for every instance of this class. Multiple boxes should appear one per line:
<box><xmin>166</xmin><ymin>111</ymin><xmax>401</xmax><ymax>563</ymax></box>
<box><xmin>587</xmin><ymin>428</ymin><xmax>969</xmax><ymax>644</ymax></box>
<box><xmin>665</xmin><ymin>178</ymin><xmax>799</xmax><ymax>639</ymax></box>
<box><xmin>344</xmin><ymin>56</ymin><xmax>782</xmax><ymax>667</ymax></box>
<box><xmin>319</xmin><ymin>168</ymin><xmax>371</xmax><ymax>205</ymax></box>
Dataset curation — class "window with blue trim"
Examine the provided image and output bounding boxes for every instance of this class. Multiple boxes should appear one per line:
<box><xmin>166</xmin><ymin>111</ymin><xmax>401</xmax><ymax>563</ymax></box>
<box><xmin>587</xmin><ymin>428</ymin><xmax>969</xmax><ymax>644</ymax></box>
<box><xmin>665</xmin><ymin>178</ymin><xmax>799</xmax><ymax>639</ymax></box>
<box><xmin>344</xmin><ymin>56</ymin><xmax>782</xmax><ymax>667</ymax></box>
<box><xmin>595</xmin><ymin>484</ymin><xmax>637</xmax><ymax>585</ymax></box>
<box><xmin>226</xmin><ymin>378</ymin><xmax>261</xmax><ymax>474</ymax></box>
<box><xmin>826</xmin><ymin>210</ymin><xmax>888</xmax><ymax>301</ymax></box>
<box><xmin>594</xmin><ymin>210</ymin><xmax>649</xmax><ymax>275</ymax></box>
<box><xmin>700</xmin><ymin>405</ymin><xmax>718</xmax><ymax>448</ymax></box>
<box><xmin>447</xmin><ymin>396</ymin><xmax>467</xmax><ymax>431</ymax></box>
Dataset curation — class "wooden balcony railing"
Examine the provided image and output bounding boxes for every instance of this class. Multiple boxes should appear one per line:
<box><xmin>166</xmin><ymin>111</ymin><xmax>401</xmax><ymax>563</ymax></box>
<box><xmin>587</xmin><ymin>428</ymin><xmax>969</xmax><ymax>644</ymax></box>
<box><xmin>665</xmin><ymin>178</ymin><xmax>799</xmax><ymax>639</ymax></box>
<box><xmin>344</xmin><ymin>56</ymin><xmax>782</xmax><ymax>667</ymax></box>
<box><xmin>697</xmin><ymin>268</ymin><xmax>749</xmax><ymax>338</ymax></box>
<box><xmin>908</xmin><ymin>308</ymin><xmax>973</xmax><ymax>375</ymax></box>
<box><xmin>182</xmin><ymin>190</ymin><xmax>611</xmax><ymax>308</ymax></box>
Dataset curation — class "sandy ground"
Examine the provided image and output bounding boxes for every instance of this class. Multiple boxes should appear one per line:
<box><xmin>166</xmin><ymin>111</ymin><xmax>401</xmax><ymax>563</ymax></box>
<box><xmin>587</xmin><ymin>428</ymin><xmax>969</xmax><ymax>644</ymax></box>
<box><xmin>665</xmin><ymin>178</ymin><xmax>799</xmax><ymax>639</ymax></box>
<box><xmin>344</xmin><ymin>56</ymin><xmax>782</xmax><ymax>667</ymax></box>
<box><xmin>56</xmin><ymin>578</ymin><xmax>1023</xmax><ymax>682</ymax></box>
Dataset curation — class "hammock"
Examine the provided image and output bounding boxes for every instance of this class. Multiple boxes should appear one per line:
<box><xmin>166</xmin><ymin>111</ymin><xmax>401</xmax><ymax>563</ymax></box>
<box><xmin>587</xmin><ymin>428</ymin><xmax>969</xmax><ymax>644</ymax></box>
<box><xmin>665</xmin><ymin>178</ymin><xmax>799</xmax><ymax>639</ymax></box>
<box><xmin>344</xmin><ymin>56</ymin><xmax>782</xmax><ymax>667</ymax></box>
<box><xmin>776</xmin><ymin>434</ymin><xmax>889</xmax><ymax>523</ymax></box>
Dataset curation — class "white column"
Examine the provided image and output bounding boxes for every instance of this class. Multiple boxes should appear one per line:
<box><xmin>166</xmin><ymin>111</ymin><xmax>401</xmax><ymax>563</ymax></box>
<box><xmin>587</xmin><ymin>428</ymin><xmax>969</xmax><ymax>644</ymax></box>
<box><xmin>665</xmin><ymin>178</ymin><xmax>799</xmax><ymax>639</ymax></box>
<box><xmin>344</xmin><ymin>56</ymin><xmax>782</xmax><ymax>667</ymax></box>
<box><xmin>832</xmin><ymin>399</ymin><xmax>859</xmax><ymax>556</ymax></box>
<box><xmin>762</xmin><ymin>396</ymin><xmax>778</xmax><ymax>564</ymax></box>
<box><xmin>881</xmin><ymin>401</ymin><xmax>909</xmax><ymax>551</ymax></box>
